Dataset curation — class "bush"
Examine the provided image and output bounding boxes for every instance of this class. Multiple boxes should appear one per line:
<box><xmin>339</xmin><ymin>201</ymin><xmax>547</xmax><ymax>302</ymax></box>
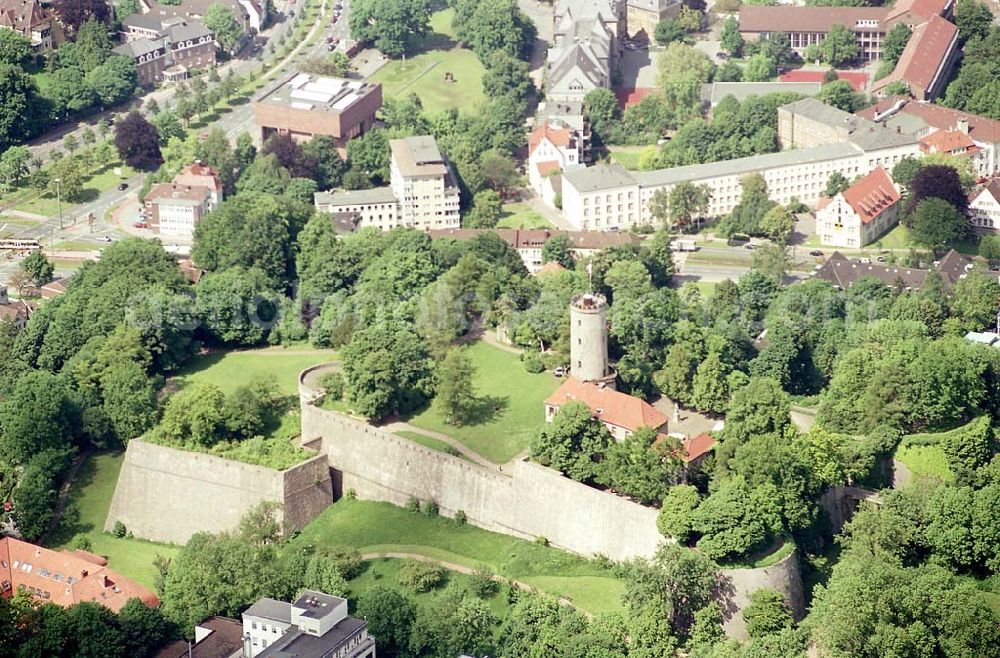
<box><xmin>398</xmin><ymin>561</ymin><xmax>445</xmax><ymax>592</ymax></box>
<box><xmin>470</xmin><ymin>567</ymin><xmax>500</xmax><ymax>598</ymax></box>
<box><xmin>71</xmin><ymin>533</ymin><xmax>93</xmax><ymax>551</ymax></box>
<box><xmin>322</xmin><ymin>372</ymin><xmax>345</xmax><ymax>399</ymax></box>
<box><xmin>980</xmin><ymin>234</ymin><xmax>1000</xmax><ymax>261</ymax></box>
<box><xmin>522</xmin><ymin>352</ymin><xmax>544</xmax><ymax>374</ymax></box>
<box><xmin>454</xmin><ymin>509</ymin><xmax>467</xmax><ymax>526</ymax></box>
<box><xmin>535</xmin><ymin>536</ymin><xmax>550</xmax><ymax>546</ymax></box>
<box><xmin>424</xmin><ymin>500</ymin><xmax>439</xmax><ymax>517</ymax></box>
<box><xmin>113</xmin><ymin>521</ymin><xmax>127</xmax><ymax>538</ymax></box>
<box><xmin>328</xmin><ymin>548</ymin><xmax>364</xmax><ymax>579</ymax></box>
<box><xmin>406</xmin><ymin>497</ymin><xmax>420</xmax><ymax>513</ymax></box>
<box><xmin>345</xmin><ymin>488</ymin><xmax>357</xmax><ymax>500</ymax></box>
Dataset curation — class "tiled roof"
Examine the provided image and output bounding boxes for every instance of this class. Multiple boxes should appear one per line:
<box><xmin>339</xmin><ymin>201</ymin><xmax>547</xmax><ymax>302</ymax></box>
<box><xmin>884</xmin><ymin>0</ymin><xmax>952</xmax><ymax>23</ymax></box>
<box><xmin>545</xmin><ymin>378</ymin><xmax>668</xmax><ymax>433</ymax></box>
<box><xmin>537</xmin><ymin>261</ymin><xmax>568</xmax><ymax>275</ymax></box>
<box><xmin>840</xmin><ymin>166</ymin><xmax>900</xmax><ymax>224</ymax></box>
<box><xmin>155</xmin><ymin>617</ymin><xmax>244</xmax><ymax>658</ymax></box>
<box><xmin>535</xmin><ymin>160</ymin><xmax>562</xmax><ymax>177</ymax></box>
<box><xmin>738</xmin><ymin>5</ymin><xmax>886</xmax><ymax>33</ymax></box>
<box><xmin>529</xmin><ymin>123</ymin><xmax>574</xmax><ymax>154</ymax></box>
<box><xmin>919</xmin><ymin>129</ymin><xmax>978</xmax><ymax>155</ymax></box>
<box><xmin>0</xmin><ymin>537</ymin><xmax>158</xmax><ymax>613</ymax></box>
<box><xmin>814</xmin><ymin>251</ymin><xmax>928</xmax><ymax>289</ymax></box>
<box><xmin>872</xmin><ymin>15</ymin><xmax>958</xmax><ymax>97</ymax></box>
<box><xmin>859</xmin><ymin>96</ymin><xmax>1000</xmax><ymax>144</ymax></box>
<box><xmin>972</xmin><ymin>179</ymin><xmax>1000</xmax><ymax>206</ymax></box>
<box><xmin>681</xmin><ymin>433</ymin><xmax>716</xmax><ymax>463</ymax></box>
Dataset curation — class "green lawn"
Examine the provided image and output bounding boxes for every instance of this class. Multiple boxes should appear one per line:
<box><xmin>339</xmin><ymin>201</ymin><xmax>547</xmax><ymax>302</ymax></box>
<box><xmin>395</xmin><ymin>430</ymin><xmax>469</xmax><ymax>461</ymax></box>
<box><xmin>497</xmin><ymin>203</ymin><xmax>553</xmax><ymax>229</ymax></box>
<box><xmin>877</xmin><ymin>223</ymin><xmax>980</xmax><ymax>255</ymax></box>
<box><xmin>49</xmin><ymin>452</ymin><xmax>181</xmax><ymax>590</ymax></box>
<box><xmin>406</xmin><ymin>341</ymin><xmax>560</xmax><ymax>463</ymax></box>
<box><xmin>11</xmin><ymin>162</ymin><xmax>135</xmax><ymax>217</ymax></box>
<box><xmin>894</xmin><ymin>444</ymin><xmax>955</xmax><ymax>483</ymax></box>
<box><xmin>52</xmin><ymin>240</ymin><xmax>102</xmax><ymax>251</ymax></box>
<box><xmin>607</xmin><ymin>146</ymin><xmax>656</xmax><ymax>170</ymax></box>
<box><xmin>287</xmin><ymin>498</ymin><xmax>624</xmax><ymax>616</ymax></box>
<box><xmin>368</xmin><ymin>9</ymin><xmax>486</xmax><ymax>114</ymax></box>
<box><xmin>171</xmin><ymin>346</ymin><xmax>338</xmax><ymax>397</ymax></box>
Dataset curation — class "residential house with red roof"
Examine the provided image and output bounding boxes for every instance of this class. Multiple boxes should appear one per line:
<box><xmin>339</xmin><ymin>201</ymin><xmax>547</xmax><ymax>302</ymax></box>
<box><xmin>858</xmin><ymin>97</ymin><xmax>1000</xmax><ymax>176</ymax></box>
<box><xmin>816</xmin><ymin>166</ymin><xmax>901</xmax><ymax>248</ymax></box>
<box><xmin>0</xmin><ymin>287</ymin><xmax>29</xmax><ymax>328</ymax></box>
<box><xmin>0</xmin><ymin>0</ymin><xmax>56</xmax><ymax>52</ymax></box>
<box><xmin>0</xmin><ymin>536</ymin><xmax>159</xmax><ymax>613</ymax></box>
<box><xmin>528</xmin><ymin>121</ymin><xmax>584</xmax><ymax>207</ymax></box>
<box><xmin>545</xmin><ymin>377</ymin><xmax>667</xmax><ymax>442</ymax></box>
<box><xmin>970</xmin><ymin>179</ymin><xmax>1000</xmax><ymax>233</ymax></box>
<box><xmin>871</xmin><ymin>14</ymin><xmax>959</xmax><ymax>101</ymax></box>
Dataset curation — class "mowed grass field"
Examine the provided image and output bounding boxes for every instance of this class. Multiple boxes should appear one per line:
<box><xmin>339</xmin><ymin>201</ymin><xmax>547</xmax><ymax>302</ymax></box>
<box><xmin>288</xmin><ymin>499</ymin><xmax>626</xmax><ymax>616</ymax></box>
<box><xmin>406</xmin><ymin>341</ymin><xmax>559</xmax><ymax>463</ymax></box>
<box><xmin>497</xmin><ymin>203</ymin><xmax>553</xmax><ymax>229</ymax></box>
<box><xmin>368</xmin><ymin>9</ymin><xmax>486</xmax><ymax>114</ymax></box>
<box><xmin>171</xmin><ymin>346</ymin><xmax>338</xmax><ymax>397</ymax></box>
<box><xmin>49</xmin><ymin>452</ymin><xmax>181</xmax><ymax>590</ymax></box>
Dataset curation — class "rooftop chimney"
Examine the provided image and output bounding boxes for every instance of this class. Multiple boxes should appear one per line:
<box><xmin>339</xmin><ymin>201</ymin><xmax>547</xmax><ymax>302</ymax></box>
<box><xmin>957</xmin><ymin>118</ymin><xmax>970</xmax><ymax>134</ymax></box>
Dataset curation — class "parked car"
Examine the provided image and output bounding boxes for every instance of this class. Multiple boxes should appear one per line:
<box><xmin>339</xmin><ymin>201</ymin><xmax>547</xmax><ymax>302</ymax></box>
<box><xmin>876</xmin><ymin>255</ymin><xmax>887</xmax><ymax>262</ymax></box>
<box><xmin>116</xmin><ymin>182</ymin><xmax>129</xmax><ymax>191</ymax></box>
<box><xmin>809</xmin><ymin>249</ymin><xmax>824</xmax><ymax>257</ymax></box>
<box><xmin>744</xmin><ymin>243</ymin><xmax>755</xmax><ymax>250</ymax></box>
<box><xmin>553</xmin><ymin>366</ymin><xmax>565</xmax><ymax>378</ymax></box>
<box><xmin>97</xmin><ymin>236</ymin><xmax>113</xmax><ymax>243</ymax></box>
<box><xmin>858</xmin><ymin>257</ymin><xmax>871</xmax><ymax>264</ymax></box>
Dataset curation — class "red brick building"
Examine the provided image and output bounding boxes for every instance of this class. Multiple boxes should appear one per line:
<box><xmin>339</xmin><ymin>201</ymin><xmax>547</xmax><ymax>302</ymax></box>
<box><xmin>253</xmin><ymin>73</ymin><xmax>382</xmax><ymax>155</ymax></box>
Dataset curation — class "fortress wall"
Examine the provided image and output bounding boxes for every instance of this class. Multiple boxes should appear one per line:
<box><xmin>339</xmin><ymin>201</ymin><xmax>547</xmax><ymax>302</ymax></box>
<box><xmin>300</xmin><ymin>400</ymin><xmax>661</xmax><ymax>561</ymax></box>
<box><xmin>105</xmin><ymin>439</ymin><xmax>331</xmax><ymax>544</ymax></box>
<box><xmin>718</xmin><ymin>549</ymin><xmax>806</xmax><ymax>641</ymax></box>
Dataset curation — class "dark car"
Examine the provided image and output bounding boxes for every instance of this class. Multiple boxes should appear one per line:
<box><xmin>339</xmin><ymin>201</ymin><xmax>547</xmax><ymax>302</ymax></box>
<box><xmin>809</xmin><ymin>249</ymin><xmax>823</xmax><ymax>257</ymax></box>
<box><xmin>116</xmin><ymin>182</ymin><xmax>129</xmax><ymax>191</ymax></box>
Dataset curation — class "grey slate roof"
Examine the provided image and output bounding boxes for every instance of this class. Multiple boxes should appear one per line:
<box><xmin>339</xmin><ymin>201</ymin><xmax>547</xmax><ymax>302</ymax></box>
<box><xmin>549</xmin><ymin>43</ymin><xmax>606</xmax><ymax>88</ymax></box>
<box><xmin>563</xmin><ymin>162</ymin><xmax>637</xmax><ymax>192</ymax></box>
<box><xmin>314</xmin><ymin>187</ymin><xmax>398</xmax><ymax>206</ymax></box>
<box><xmin>244</xmin><ymin>598</ymin><xmax>292</xmax><ymax>623</ymax></box>
<box><xmin>257</xmin><ymin>618</ymin><xmax>369</xmax><ymax>658</ymax></box>
<box><xmin>631</xmin><ymin>142</ymin><xmax>862</xmax><ymax>188</ymax></box>
<box><xmin>122</xmin><ymin>12</ymin><xmax>166</xmax><ymax>30</ymax></box>
<box><xmin>167</xmin><ymin>20</ymin><xmax>212</xmax><ymax>43</ymax></box>
<box><xmin>113</xmin><ymin>37</ymin><xmax>164</xmax><ymax>58</ymax></box>
<box><xmin>781</xmin><ymin>97</ymin><xmax>864</xmax><ymax>129</ymax></box>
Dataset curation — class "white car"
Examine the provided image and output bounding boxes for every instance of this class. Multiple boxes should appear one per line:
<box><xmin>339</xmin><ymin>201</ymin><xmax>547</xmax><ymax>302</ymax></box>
<box><xmin>97</xmin><ymin>236</ymin><xmax>113</xmax><ymax>243</ymax></box>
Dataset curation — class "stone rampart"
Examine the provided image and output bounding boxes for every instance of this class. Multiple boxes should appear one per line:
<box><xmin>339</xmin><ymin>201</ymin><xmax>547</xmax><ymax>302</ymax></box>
<box><xmin>299</xmin><ymin>391</ymin><xmax>662</xmax><ymax>561</ymax></box>
<box><xmin>718</xmin><ymin>549</ymin><xmax>806</xmax><ymax>640</ymax></box>
<box><xmin>104</xmin><ymin>439</ymin><xmax>332</xmax><ymax>544</ymax></box>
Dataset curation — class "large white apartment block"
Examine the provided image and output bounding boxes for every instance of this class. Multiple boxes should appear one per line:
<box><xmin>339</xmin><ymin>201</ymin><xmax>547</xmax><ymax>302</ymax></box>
<box><xmin>314</xmin><ymin>135</ymin><xmax>460</xmax><ymax>232</ymax></box>
<box><xmin>815</xmin><ymin>166</ymin><xmax>902</xmax><ymax>248</ymax></box>
<box><xmin>970</xmin><ymin>180</ymin><xmax>1000</xmax><ymax>232</ymax></box>
<box><xmin>242</xmin><ymin>591</ymin><xmax>375</xmax><ymax>658</ymax></box>
<box><xmin>390</xmin><ymin>135</ymin><xmax>461</xmax><ymax>230</ymax></box>
<box><xmin>561</xmin><ymin>99</ymin><xmax>921</xmax><ymax>230</ymax></box>
<box><xmin>144</xmin><ymin>183</ymin><xmax>213</xmax><ymax>238</ymax></box>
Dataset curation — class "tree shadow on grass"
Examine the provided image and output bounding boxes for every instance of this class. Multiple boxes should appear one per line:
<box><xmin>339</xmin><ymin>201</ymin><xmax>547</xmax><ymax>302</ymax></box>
<box><xmin>45</xmin><ymin>457</ymin><xmax>99</xmax><ymax>547</ymax></box>
<box><xmin>73</xmin><ymin>188</ymin><xmax>101</xmax><ymax>204</ymax></box>
<box><xmin>459</xmin><ymin>394</ymin><xmax>509</xmax><ymax>426</ymax></box>
<box><xmin>410</xmin><ymin>32</ymin><xmax>456</xmax><ymax>54</ymax></box>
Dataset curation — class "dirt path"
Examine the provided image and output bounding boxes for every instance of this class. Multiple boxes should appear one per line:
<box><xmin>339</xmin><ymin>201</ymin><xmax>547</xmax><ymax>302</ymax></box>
<box><xmin>359</xmin><ymin>550</ymin><xmax>589</xmax><ymax>616</ymax></box>
<box><xmin>382</xmin><ymin>421</ymin><xmax>497</xmax><ymax>468</ymax></box>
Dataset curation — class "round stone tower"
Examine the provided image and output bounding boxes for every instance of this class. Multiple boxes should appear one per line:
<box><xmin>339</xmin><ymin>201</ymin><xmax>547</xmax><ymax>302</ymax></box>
<box><xmin>570</xmin><ymin>293</ymin><xmax>613</xmax><ymax>386</ymax></box>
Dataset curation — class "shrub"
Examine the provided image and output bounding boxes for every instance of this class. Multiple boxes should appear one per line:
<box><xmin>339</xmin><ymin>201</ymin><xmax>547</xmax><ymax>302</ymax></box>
<box><xmin>398</xmin><ymin>561</ymin><xmax>445</xmax><ymax>592</ymax></box>
<box><xmin>113</xmin><ymin>521</ymin><xmax>127</xmax><ymax>538</ymax></box>
<box><xmin>454</xmin><ymin>509</ymin><xmax>467</xmax><ymax>526</ymax></box>
<box><xmin>322</xmin><ymin>372</ymin><xmax>345</xmax><ymax>399</ymax></box>
<box><xmin>424</xmin><ymin>500</ymin><xmax>439</xmax><ymax>517</ymax></box>
<box><xmin>406</xmin><ymin>497</ymin><xmax>420</xmax><ymax>513</ymax></box>
<box><xmin>328</xmin><ymin>548</ymin><xmax>364</xmax><ymax>579</ymax></box>
<box><xmin>535</xmin><ymin>536</ymin><xmax>550</xmax><ymax>546</ymax></box>
<box><xmin>522</xmin><ymin>352</ymin><xmax>544</xmax><ymax>374</ymax></box>
<box><xmin>344</xmin><ymin>488</ymin><xmax>357</xmax><ymax>500</ymax></box>
<box><xmin>444</xmin><ymin>445</ymin><xmax>460</xmax><ymax>457</ymax></box>
<box><xmin>470</xmin><ymin>567</ymin><xmax>500</xmax><ymax>598</ymax></box>
<box><xmin>71</xmin><ymin>534</ymin><xmax>93</xmax><ymax>551</ymax></box>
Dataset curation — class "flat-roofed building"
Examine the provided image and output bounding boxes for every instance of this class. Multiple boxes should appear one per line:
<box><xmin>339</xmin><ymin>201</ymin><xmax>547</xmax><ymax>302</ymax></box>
<box><xmin>144</xmin><ymin>183</ymin><xmax>213</xmax><ymax>237</ymax></box>
<box><xmin>389</xmin><ymin>135</ymin><xmax>460</xmax><ymax>230</ymax></box>
<box><xmin>253</xmin><ymin>72</ymin><xmax>382</xmax><ymax>155</ymax></box>
<box><xmin>242</xmin><ymin>591</ymin><xmax>375</xmax><ymax>658</ymax></box>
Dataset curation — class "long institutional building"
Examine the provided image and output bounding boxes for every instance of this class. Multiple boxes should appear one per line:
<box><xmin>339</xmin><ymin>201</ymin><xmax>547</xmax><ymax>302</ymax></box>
<box><xmin>561</xmin><ymin>98</ymin><xmax>923</xmax><ymax>230</ymax></box>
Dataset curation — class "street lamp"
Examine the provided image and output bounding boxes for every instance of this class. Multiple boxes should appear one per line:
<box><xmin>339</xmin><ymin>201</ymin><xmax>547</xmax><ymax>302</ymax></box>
<box><xmin>54</xmin><ymin>177</ymin><xmax>62</xmax><ymax>230</ymax></box>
